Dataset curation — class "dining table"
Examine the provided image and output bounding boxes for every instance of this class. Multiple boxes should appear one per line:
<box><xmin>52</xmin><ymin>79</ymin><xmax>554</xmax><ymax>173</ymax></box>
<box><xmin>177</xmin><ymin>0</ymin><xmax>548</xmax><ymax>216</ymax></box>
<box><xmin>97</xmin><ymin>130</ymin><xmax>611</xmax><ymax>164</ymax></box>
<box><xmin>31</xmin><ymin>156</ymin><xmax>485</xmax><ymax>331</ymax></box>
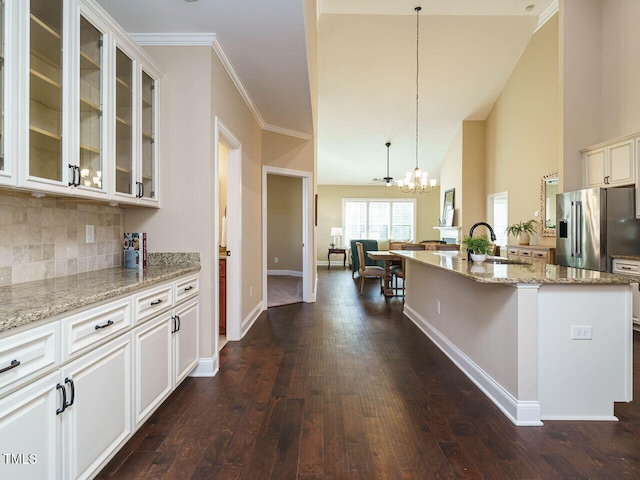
<box><xmin>367</xmin><ymin>250</ymin><xmax>401</xmax><ymax>297</ymax></box>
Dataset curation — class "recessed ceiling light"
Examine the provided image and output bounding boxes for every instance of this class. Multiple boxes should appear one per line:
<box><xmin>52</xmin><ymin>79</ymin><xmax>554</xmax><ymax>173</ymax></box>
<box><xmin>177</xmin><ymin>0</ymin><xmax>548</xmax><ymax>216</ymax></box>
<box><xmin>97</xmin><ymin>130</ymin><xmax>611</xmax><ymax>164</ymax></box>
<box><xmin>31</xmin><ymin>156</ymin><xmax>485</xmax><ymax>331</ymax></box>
<box><xmin>525</xmin><ymin>4</ymin><xmax>535</xmax><ymax>12</ymax></box>
<box><xmin>185</xmin><ymin>0</ymin><xmax>198</xmax><ymax>2</ymax></box>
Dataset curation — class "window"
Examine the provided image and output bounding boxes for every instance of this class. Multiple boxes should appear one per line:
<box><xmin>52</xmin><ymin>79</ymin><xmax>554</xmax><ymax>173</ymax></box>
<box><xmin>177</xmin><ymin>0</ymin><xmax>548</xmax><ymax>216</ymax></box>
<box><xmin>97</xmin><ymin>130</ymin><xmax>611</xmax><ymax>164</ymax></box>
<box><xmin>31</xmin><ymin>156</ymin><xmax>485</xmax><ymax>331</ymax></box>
<box><xmin>487</xmin><ymin>192</ymin><xmax>509</xmax><ymax>246</ymax></box>
<box><xmin>342</xmin><ymin>198</ymin><xmax>416</xmax><ymax>245</ymax></box>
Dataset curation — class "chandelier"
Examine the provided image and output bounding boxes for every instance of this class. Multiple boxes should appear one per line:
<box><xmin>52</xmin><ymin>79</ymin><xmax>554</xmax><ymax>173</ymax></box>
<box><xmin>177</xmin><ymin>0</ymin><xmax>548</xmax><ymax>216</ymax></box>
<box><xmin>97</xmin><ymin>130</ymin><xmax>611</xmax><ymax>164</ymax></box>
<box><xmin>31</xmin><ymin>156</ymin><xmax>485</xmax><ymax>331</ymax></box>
<box><xmin>398</xmin><ymin>6</ymin><xmax>437</xmax><ymax>194</ymax></box>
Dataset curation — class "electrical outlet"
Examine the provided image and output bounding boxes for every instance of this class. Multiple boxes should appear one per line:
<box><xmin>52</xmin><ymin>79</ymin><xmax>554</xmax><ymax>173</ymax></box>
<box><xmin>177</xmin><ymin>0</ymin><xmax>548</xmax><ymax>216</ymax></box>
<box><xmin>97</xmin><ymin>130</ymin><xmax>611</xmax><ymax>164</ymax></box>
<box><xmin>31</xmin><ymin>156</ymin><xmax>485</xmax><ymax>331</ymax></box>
<box><xmin>86</xmin><ymin>225</ymin><xmax>95</xmax><ymax>244</ymax></box>
<box><xmin>571</xmin><ymin>325</ymin><xmax>592</xmax><ymax>340</ymax></box>
<box><xmin>274</xmin><ymin>257</ymin><xmax>279</xmax><ymax>263</ymax></box>
<box><xmin>436</xmin><ymin>300</ymin><xmax>441</xmax><ymax>315</ymax></box>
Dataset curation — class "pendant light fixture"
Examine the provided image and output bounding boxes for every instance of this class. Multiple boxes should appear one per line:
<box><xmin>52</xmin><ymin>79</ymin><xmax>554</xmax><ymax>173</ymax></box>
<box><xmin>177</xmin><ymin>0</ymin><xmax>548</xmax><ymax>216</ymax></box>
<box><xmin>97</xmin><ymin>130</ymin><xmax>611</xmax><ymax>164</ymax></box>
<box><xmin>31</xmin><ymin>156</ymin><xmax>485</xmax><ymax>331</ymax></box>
<box><xmin>383</xmin><ymin>142</ymin><xmax>393</xmax><ymax>186</ymax></box>
<box><xmin>398</xmin><ymin>6</ymin><xmax>437</xmax><ymax>194</ymax></box>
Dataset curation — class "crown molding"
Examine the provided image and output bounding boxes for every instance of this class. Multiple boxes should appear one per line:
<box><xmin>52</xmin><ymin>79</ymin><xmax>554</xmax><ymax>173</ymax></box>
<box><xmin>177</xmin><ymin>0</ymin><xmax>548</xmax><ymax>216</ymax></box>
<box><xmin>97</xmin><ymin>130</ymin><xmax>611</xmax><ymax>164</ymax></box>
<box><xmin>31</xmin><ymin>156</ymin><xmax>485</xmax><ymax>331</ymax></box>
<box><xmin>263</xmin><ymin>124</ymin><xmax>313</xmax><ymax>141</ymax></box>
<box><xmin>535</xmin><ymin>1</ymin><xmax>558</xmax><ymax>33</ymax></box>
<box><xmin>129</xmin><ymin>33</ymin><xmax>217</xmax><ymax>46</ymax></box>
<box><xmin>129</xmin><ymin>33</ymin><xmax>312</xmax><ymax>141</ymax></box>
<box><xmin>210</xmin><ymin>35</ymin><xmax>265</xmax><ymax>128</ymax></box>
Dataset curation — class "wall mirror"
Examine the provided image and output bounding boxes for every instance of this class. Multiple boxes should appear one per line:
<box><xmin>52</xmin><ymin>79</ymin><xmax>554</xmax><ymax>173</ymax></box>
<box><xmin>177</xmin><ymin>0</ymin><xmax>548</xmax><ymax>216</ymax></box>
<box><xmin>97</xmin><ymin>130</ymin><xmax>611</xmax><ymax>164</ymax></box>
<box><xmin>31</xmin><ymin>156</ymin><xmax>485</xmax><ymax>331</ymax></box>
<box><xmin>441</xmin><ymin>188</ymin><xmax>455</xmax><ymax>227</ymax></box>
<box><xmin>540</xmin><ymin>172</ymin><xmax>558</xmax><ymax>237</ymax></box>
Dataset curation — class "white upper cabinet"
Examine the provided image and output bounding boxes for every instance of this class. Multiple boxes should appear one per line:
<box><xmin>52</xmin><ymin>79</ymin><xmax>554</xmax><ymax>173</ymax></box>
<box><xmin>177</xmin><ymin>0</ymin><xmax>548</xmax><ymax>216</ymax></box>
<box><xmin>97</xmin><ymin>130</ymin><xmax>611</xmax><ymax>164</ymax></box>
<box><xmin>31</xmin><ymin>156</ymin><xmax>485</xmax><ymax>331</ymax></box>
<box><xmin>4</xmin><ymin>0</ymin><xmax>161</xmax><ymax>204</ymax></box>
<box><xmin>583</xmin><ymin>137</ymin><xmax>635</xmax><ymax>188</ymax></box>
<box><xmin>110</xmin><ymin>40</ymin><xmax>160</xmax><ymax>207</ymax></box>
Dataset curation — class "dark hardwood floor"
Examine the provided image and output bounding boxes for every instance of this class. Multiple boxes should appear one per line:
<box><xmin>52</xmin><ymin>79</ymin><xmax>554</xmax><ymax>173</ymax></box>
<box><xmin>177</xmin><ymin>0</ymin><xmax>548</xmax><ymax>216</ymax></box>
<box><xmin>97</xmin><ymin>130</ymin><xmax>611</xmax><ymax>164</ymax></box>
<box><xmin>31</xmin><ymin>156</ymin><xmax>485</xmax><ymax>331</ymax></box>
<box><xmin>98</xmin><ymin>267</ymin><xmax>640</xmax><ymax>479</ymax></box>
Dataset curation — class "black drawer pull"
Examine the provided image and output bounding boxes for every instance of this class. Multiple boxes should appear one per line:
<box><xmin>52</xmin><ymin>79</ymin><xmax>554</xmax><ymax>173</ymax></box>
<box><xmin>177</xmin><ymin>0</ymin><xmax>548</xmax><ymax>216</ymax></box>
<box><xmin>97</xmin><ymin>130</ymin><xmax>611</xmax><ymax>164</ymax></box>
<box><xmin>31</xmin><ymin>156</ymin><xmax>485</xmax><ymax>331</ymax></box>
<box><xmin>64</xmin><ymin>377</ymin><xmax>75</xmax><ymax>408</ymax></box>
<box><xmin>171</xmin><ymin>316</ymin><xmax>177</xmax><ymax>334</ymax></box>
<box><xmin>95</xmin><ymin>320</ymin><xmax>114</xmax><ymax>330</ymax></box>
<box><xmin>184</xmin><ymin>286</ymin><xmax>194</xmax><ymax>292</ymax></box>
<box><xmin>0</xmin><ymin>359</ymin><xmax>20</xmax><ymax>374</ymax></box>
<box><xmin>620</xmin><ymin>266</ymin><xmax>632</xmax><ymax>270</ymax></box>
<box><xmin>56</xmin><ymin>383</ymin><xmax>67</xmax><ymax>415</ymax></box>
<box><xmin>150</xmin><ymin>299</ymin><xmax>163</xmax><ymax>306</ymax></box>
<box><xmin>175</xmin><ymin>315</ymin><xmax>181</xmax><ymax>332</ymax></box>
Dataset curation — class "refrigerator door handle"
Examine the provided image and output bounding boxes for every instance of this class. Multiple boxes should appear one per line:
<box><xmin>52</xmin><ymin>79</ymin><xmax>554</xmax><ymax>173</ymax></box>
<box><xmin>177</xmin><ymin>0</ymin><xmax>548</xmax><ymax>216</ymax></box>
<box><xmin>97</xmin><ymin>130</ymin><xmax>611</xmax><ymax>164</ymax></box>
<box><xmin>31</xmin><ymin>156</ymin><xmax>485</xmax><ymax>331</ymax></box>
<box><xmin>575</xmin><ymin>200</ymin><xmax>583</xmax><ymax>258</ymax></box>
<box><xmin>570</xmin><ymin>201</ymin><xmax>576</xmax><ymax>258</ymax></box>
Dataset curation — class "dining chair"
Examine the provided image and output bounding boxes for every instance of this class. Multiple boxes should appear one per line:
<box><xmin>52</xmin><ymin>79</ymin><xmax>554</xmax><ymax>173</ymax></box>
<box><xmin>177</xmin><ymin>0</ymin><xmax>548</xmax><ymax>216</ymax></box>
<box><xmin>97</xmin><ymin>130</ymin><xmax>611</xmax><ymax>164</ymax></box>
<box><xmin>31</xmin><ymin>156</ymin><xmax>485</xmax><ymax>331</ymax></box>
<box><xmin>390</xmin><ymin>243</ymin><xmax>425</xmax><ymax>297</ymax></box>
<box><xmin>355</xmin><ymin>242</ymin><xmax>385</xmax><ymax>295</ymax></box>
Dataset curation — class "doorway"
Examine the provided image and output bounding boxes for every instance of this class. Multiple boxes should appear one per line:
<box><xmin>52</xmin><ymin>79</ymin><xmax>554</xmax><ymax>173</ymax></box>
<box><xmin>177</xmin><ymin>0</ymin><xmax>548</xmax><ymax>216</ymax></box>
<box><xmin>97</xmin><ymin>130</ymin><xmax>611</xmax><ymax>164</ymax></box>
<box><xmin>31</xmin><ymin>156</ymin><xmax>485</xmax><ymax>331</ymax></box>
<box><xmin>262</xmin><ymin>166</ymin><xmax>315</xmax><ymax>306</ymax></box>
<box><xmin>214</xmin><ymin>118</ymin><xmax>242</xmax><ymax>356</ymax></box>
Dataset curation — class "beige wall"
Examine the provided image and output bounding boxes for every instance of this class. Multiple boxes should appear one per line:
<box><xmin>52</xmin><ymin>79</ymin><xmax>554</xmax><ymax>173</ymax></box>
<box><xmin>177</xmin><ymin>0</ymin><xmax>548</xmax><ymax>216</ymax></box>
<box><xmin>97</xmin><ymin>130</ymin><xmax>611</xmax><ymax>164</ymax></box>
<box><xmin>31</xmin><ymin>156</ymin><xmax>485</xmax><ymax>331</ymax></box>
<box><xmin>440</xmin><ymin>125</ymin><xmax>463</xmax><ymax>228</ymax></box>
<box><xmin>210</xmin><ymin>51</ymin><xmax>264</xmax><ymax>324</ymax></box>
<box><xmin>124</xmin><ymin>44</ymin><xmax>263</xmax><ymax>358</ymax></box>
<box><xmin>262</xmin><ymin>130</ymin><xmax>314</xmax><ymax>172</ymax></box>
<box><xmin>123</xmin><ymin>46</ymin><xmax>216</xmax><ymax>357</ymax></box>
<box><xmin>461</xmin><ymin>121</ymin><xmax>487</xmax><ymax>234</ymax></box>
<box><xmin>316</xmin><ymin>184</ymin><xmax>440</xmax><ymax>262</ymax></box>
<box><xmin>267</xmin><ymin>175</ymin><xmax>303</xmax><ymax>271</ymax></box>
<box><xmin>485</xmin><ymin>14</ymin><xmax>559</xmax><ymax>247</ymax></box>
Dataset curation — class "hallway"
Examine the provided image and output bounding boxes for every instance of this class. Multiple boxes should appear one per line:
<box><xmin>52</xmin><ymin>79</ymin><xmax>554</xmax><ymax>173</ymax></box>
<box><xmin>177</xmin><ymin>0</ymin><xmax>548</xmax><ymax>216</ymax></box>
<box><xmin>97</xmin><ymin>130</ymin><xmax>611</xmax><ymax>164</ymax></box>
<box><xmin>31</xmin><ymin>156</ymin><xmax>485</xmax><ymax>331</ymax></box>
<box><xmin>99</xmin><ymin>267</ymin><xmax>640</xmax><ymax>479</ymax></box>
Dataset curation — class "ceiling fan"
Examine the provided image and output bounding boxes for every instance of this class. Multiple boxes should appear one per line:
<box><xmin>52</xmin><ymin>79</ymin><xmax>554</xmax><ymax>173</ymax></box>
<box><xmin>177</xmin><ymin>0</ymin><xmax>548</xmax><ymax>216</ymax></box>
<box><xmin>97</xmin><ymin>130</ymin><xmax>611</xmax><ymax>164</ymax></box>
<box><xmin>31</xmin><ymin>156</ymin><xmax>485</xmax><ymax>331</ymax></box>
<box><xmin>370</xmin><ymin>142</ymin><xmax>394</xmax><ymax>186</ymax></box>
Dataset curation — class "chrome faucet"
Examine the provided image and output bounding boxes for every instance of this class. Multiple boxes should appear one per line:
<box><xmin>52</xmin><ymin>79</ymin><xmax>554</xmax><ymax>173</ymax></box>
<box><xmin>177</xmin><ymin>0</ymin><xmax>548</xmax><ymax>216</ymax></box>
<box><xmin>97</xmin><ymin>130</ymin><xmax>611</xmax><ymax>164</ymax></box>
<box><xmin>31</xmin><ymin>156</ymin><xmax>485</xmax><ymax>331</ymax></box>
<box><xmin>467</xmin><ymin>222</ymin><xmax>497</xmax><ymax>261</ymax></box>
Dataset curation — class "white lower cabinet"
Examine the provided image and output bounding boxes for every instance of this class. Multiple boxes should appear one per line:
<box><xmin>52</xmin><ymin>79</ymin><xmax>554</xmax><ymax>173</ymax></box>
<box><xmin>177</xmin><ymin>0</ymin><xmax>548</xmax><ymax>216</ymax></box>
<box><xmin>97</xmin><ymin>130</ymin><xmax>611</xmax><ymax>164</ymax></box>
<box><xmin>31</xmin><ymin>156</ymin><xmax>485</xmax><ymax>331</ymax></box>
<box><xmin>0</xmin><ymin>371</ymin><xmax>60</xmax><ymax>480</ymax></box>
<box><xmin>0</xmin><ymin>273</ymin><xmax>199</xmax><ymax>479</ymax></box>
<box><xmin>134</xmin><ymin>297</ymin><xmax>199</xmax><ymax>427</ymax></box>
<box><xmin>0</xmin><ymin>334</ymin><xmax>131</xmax><ymax>480</ymax></box>
<box><xmin>134</xmin><ymin>313</ymin><xmax>172</xmax><ymax>427</ymax></box>
<box><xmin>61</xmin><ymin>334</ymin><xmax>132</xmax><ymax>480</ymax></box>
<box><xmin>173</xmin><ymin>299</ymin><xmax>199</xmax><ymax>387</ymax></box>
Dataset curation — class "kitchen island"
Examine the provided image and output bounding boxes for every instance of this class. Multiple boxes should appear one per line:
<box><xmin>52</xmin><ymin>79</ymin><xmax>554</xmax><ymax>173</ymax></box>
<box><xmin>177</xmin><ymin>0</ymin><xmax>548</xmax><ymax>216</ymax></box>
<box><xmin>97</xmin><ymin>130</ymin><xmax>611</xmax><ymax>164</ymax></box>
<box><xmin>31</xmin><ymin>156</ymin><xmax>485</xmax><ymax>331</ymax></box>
<box><xmin>393</xmin><ymin>250</ymin><xmax>634</xmax><ymax>426</ymax></box>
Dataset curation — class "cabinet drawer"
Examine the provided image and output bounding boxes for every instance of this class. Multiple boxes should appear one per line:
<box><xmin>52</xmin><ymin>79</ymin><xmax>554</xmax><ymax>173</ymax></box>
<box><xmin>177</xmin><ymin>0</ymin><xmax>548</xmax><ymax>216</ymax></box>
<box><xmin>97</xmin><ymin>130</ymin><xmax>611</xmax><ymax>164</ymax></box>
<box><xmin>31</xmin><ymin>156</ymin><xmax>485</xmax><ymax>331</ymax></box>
<box><xmin>62</xmin><ymin>297</ymin><xmax>132</xmax><ymax>361</ymax></box>
<box><xmin>519</xmin><ymin>250</ymin><xmax>532</xmax><ymax>257</ymax></box>
<box><xmin>174</xmin><ymin>274</ymin><xmax>199</xmax><ymax>304</ymax></box>
<box><xmin>532</xmin><ymin>251</ymin><xmax>548</xmax><ymax>261</ymax></box>
<box><xmin>507</xmin><ymin>248</ymin><xmax>519</xmax><ymax>256</ymax></box>
<box><xmin>0</xmin><ymin>322</ymin><xmax>60</xmax><ymax>396</ymax></box>
<box><xmin>134</xmin><ymin>283</ymin><xmax>174</xmax><ymax>323</ymax></box>
<box><xmin>613</xmin><ymin>260</ymin><xmax>640</xmax><ymax>276</ymax></box>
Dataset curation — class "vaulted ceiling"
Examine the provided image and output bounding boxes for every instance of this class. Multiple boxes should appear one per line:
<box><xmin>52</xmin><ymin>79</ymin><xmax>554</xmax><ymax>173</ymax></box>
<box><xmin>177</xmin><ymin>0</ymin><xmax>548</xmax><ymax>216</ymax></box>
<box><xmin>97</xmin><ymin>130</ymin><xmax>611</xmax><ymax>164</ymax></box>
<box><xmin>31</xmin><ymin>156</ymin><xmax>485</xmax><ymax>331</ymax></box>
<box><xmin>97</xmin><ymin>0</ymin><xmax>558</xmax><ymax>185</ymax></box>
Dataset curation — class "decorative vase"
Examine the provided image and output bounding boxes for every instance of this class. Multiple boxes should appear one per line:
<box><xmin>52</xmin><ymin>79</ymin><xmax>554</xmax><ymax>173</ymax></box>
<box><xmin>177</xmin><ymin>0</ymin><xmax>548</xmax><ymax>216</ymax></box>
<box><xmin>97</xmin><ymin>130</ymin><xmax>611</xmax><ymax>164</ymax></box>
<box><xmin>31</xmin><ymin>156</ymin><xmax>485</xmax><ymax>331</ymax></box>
<box><xmin>470</xmin><ymin>253</ymin><xmax>487</xmax><ymax>263</ymax></box>
<box><xmin>518</xmin><ymin>232</ymin><xmax>530</xmax><ymax>246</ymax></box>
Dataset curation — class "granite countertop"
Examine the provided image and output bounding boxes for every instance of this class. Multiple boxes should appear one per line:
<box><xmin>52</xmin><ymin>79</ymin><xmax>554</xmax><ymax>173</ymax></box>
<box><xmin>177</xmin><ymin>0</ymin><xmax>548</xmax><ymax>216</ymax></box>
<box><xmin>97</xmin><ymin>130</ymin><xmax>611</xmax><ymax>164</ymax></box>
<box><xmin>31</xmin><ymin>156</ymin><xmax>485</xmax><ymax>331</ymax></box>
<box><xmin>0</xmin><ymin>253</ymin><xmax>200</xmax><ymax>333</ymax></box>
<box><xmin>393</xmin><ymin>250</ymin><xmax>636</xmax><ymax>285</ymax></box>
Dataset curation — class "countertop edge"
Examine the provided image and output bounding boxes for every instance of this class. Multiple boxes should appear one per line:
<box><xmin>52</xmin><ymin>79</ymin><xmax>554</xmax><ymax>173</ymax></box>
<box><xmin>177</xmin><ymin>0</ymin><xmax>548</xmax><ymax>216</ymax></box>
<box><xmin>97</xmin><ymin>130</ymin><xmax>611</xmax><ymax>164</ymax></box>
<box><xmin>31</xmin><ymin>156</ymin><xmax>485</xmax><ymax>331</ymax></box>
<box><xmin>0</xmin><ymin>265</ymin><xmax>201</xmax><ymax>334</ymax></box>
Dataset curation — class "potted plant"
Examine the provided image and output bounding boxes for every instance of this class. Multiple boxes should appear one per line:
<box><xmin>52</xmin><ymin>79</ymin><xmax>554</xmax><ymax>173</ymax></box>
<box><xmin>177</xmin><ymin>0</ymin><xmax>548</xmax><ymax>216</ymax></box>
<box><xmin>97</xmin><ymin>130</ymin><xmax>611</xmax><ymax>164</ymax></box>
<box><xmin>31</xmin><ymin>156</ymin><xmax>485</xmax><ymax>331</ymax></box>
<box><xmin>462</xmin><ymin>234</ymin><xmax>493</xmax><ymax>263</ymax></box>
<box><xmin>506</xmin><ymin>219</ymin><xmax>537</xmax><ymax>246</ymax></box>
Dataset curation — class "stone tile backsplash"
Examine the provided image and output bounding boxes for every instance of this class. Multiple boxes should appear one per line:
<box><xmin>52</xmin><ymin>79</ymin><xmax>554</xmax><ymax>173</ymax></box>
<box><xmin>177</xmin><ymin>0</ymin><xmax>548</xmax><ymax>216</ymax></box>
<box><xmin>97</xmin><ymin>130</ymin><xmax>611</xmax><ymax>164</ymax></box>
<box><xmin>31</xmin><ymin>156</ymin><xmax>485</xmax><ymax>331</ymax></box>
<box><xmin>0</xmin><ymin>193</ymin><xmax>123</xmax><ymax>286</ymax></box>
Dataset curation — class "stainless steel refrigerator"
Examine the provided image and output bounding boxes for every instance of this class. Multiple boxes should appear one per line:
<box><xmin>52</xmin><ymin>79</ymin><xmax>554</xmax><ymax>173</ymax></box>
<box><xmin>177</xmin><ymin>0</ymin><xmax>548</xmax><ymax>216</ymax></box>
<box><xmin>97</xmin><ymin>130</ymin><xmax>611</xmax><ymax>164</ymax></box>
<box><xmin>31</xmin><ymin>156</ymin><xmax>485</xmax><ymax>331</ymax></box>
<box><xmin>556</xmin><ymin>185</ymin><xmax>640</xmax><ymax>272</ymax></box>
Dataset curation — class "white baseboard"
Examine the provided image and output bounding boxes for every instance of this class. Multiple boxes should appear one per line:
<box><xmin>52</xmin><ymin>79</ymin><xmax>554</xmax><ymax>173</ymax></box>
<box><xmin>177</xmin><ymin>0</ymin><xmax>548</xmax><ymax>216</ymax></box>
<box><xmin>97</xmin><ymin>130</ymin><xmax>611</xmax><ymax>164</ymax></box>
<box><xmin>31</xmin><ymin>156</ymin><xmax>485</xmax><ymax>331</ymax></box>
<box><xmin>403</xmin><ymin>304</ymin><xmax>543</xmax><ymax>426</ymax></box>
<box><xmin>267</xmin><ymin>270</ymin><xmax>302</xmax><ymax>277</ymax></box>
<box><xmin>311</xmin><ymin>272</ymin><xmax>318</xmax><ymax>302</ymax></box>
<box><xmin>241</xmin><ymin>301</ymin><xmax>264</xmax><ymax>338</ymax></box>
<box><xmin>189</xmin><ymin>356</ymin><xmax>219</xmax><ymax>377</ymax></box>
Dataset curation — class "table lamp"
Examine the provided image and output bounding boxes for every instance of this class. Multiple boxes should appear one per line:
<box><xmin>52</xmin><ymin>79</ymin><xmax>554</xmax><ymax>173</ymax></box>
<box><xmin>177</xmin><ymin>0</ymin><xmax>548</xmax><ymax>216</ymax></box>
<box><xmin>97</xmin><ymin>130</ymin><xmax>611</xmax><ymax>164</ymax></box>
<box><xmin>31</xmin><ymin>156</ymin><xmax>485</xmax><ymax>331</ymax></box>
<box><xmin>330</xmin><ymin>227</ymin><xmax>343</xmax><ymax>248</ymax></box>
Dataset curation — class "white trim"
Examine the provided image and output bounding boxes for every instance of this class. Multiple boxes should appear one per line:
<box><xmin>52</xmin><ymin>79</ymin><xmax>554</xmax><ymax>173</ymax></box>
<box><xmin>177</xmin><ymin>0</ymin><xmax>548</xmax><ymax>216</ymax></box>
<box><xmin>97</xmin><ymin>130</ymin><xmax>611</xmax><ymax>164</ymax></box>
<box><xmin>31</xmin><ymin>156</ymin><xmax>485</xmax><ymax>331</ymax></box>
<box><xmin>129</xmin><ymin>34</ymin><xmax>311</xmax><ymax>141</ymax></box>
<box><xmin>267</xmin><ymin>270</ymin><xmax>303</xmax><ymax>277</ymax></box>
<box><xmin>214</xmin><ymin>118</ymin><xmax>243</xmax><ymax>343</ymax></box>
<box><xmin>189</xmin><ymin>357</ymin><xmax>218</xmax><ymax>377</ymax></box>
<box><xmin>535</xmin><ymin>1</ymin><xmax>558</xmax><ymax>33</ymax></box>
<box><xmin>130</xmin><ymin>32</ymin><xmax>216</xmax><ymax>46</ymax></box>
<box><xmin>312</xmin><ymin>273</ymin><xmax>318</xmax><ymax>302</ymax></box>
<box><xmin>262</xmin><ymin>166</ymin><xmax>315</xmax><ymax>305</ymax></box>
<box><xmin>241</xmin><ymin>302</ymin><xmax>264</xmax><ymax>338</ymax></box>
<box><xmin>211</xmin><ymin>35</ymin><xmax>265</xmax><ymax>128</ymax></box>
<box><xmin>263</xmin><ymin>123</ymin><xmax>313</xmax><ymax>141</ymax></box>
<box><xmin>403</xmin><ymin>304</ymin><xmax>543</xmax><ymax>426</ymax></box>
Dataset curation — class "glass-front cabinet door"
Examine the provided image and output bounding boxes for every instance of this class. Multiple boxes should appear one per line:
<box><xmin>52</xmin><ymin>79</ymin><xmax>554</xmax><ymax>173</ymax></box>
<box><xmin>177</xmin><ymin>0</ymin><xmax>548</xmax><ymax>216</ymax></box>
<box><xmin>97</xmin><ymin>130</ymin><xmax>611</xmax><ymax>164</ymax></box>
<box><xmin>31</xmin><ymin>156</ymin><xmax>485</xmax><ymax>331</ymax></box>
<box><xmin>78</xmin><ymin>14</ymin><xmax>104</xmax><ymax>193</ymax></box>
<box><xmin>140</xmin><ymin>69</ymin><xmax>157</xmax><ymax>203</ymax></box>
<box><xmin>114</xmin><ymin>45</ymin><xmax>134</xmax><ymax>199</ymax></box>
<box><xmin>28</xmin><ymin>0</ymin><xmax>64</xmax><ymax>185</ymax></box>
